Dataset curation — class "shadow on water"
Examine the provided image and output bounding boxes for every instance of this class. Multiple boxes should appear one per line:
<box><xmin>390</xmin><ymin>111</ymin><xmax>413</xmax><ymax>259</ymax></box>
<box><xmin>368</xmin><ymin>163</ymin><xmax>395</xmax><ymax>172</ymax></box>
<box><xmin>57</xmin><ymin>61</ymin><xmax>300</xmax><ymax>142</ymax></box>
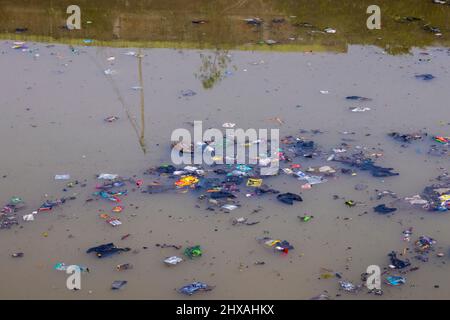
<box><xmin>0</xmin><ymin>0</ymin><xmax>449</xmax><ymax>54</ymax></box>
<box><xmin>86</xmin><ymin>48</ymin><xmax>147</xmax><ymax>154</ymax></box>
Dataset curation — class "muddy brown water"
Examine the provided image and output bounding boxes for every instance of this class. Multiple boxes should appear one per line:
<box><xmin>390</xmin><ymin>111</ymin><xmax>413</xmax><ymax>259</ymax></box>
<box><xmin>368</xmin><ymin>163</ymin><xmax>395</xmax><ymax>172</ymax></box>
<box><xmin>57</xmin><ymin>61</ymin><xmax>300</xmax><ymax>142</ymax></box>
<box><xmin>0</xmin><ymin>41</ymin><xmax>449</xmax><ymax>299</ymax></box>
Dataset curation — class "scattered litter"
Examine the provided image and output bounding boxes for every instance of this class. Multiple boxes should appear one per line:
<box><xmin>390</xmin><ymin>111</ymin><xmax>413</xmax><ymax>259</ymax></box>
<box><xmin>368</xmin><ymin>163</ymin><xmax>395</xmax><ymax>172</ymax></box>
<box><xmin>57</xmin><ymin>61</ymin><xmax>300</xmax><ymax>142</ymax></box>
<box><xmin>389</xmin><ymin>132</ymin><xmax>425</xmax><ymax>143</ymax></box>
<box><xmin>339</xmin><ymin>280</ymin><xmax>360</xmax><ymax>293</ymax></box>
<box><xmin>374</xmin><ymin>204</ymin><xmax>397</xmax><ymax>214</ymax></box>
<box><xmin>112</xmin><ymin>206</ymin><xmax>123</xmax><ymax>213</ymax></box>
<box><xmin>104</xmin><ymin>69</ymin><xmax>117</xmax><ymax>75</ymax></box>
<box><xmin>433</xmin><ymin>0</ymin><xmax>448</xmax><ymax>4</ymax></box>
<box><xmin>423</xmin><ymin>25</ymin><xmax>442</xmax><ymax>35</ymax></box>
<box><xmin>258</xmin><ymin>237</ymin><xmax>294</xmax><ymax>254</ymax></box>
<box><xmin>192</xmin><ymin>19</ymin><xmax>208</xmax><ymax>24</ymax></box>
<box><xmin>415</xmin><ymin>236</ymin><xmax>436</xmax><ymax>252</ymax></box>
<box><xmin>403</xmin><ymin>228</ymin><xmax>413</xmax><ymax>242</ymax></box>
<box><xmin>298</xmin><ymin>215</ymin><xmax>313</xmax><ymax>222</ymax></box>
<box><xmin>246</xmin><ymin>178</ymin><xmax>263</xmax><ymax>187</ymax></box>
<box><xmin>415</xmin><ymin>74</ymin><xmax>435</xmax><ymax>81</ymax></box>
<box><xmin>12</xmin><ymin>41</ymin><xmax>27</xmax><ymax>49</ymax></box>
<box><xmin>388</xmin><ymin>251</ymin><xmax>411</xmax><ymax>269</ymax></box>
<box><xmin>106</xmin><ymin>217</ymin><xmax>122</xmax><ymax>227</ymax></box>
<box><xmin>180</xmin><ymin>89</ymin><xmax>196</xmax><ymax>97</ymax></box>
<box><xmin>350</xmin><ymin>107</ymin><xmax>371</xmax><ymax>112</ymax></box>
<box><xmin>172</xmin><ymin>142</ymin><xmax>193</xmax><ymax>154</ymax></box>
<box><xmin>386</xmin><ymin>276</ymin><xmax>406</xmax><ymax>286</ymax></box>
<box><xmin>333</xmin><ymin>153</ymin><xmax>399</xmax><ymax>177</ymax></box>
<box><xmin>405</xmin><ymin>195</ymin><xmax>428</xmax><ymax>206</ymax></box>
<box><xmin>301</xmin><ymin>183</ymin><xmax>312</xmax><ymax>190</ymax></box>
<box><xmin>178</xmin><ymin>282</ymin><xmax>213</xmax><ymax>295</ymax></box>
<box><xmin>277</xmin><ymin>193</ymin><xmax>303</xmax><ymax>205</ymax></box>
<box><xmin>164</xmin><ymin>256</ymin><xmax>183</xmax><ymax>265</ymax></box>
<box><xmin>54</xmin><ymin>263</ymin><xmax>89</xmax><ymax>272</ymax></box>
<box><xmin>11</xmin><ymin>252</ymin><xmax>24</xmax><ymax>258</ymax></box>
<box><xmin>395</xmin><ymin>16</ymin><xmax>422</xmax><ymax>23</ymax></box>
<box><xmin>156</xmin><ymin>243</ymin><xmax>182</xmax><ymax>250</ymax></box>
<box><xmin>116</xmin><ymin>263</ymin><xmax>133</xmax><ymax>271</ymax></box>
<box><xmin>86</xmin><ymin>243</ymin><xmax>130</xmax><ymax>258</ymax></box>
<box><xmin>3</xmin><ymin>39</ymin><xmax>450</xmax><ymax>300</ymax></box>
<box><xmin>345</xmin><ymin>200</ymin><xmax>356</xmax><ymax>207</ymax></box>
<box><xmin>98</xmin><ymin>173</ymin><xmax>119</xmax><ymax>180</ymax></box>
<box><xmin>104</xmin><ymin>116</ymin><xmax>119</xmax><ymax>123</ymax></box>
<box><xmin>55</xmin><ymin>174</ymin><xmax>70</xmax><ymax>180</ymax></box>
<box><xmin>244</xmin><ymin>18</ymin><xmax>263</xmax><ymax>26</ymax></box>
<box><xmin>175</xmin><ymin>176</ymin><xmax>199</xmax><ymax>187</ymax></box>
<box><xmin>346</xmin><ymin>96</ymin><xmax>372</xmax><ymax>101</ymax></box>
<box><xmin>264</xmin><ymin>39</ymin><xmax>277</xmax><ymax>45</ymax></box>
<box><xmin>232</xmin><ymin>217</ymin><xmax>259</xmax><ymax>226</ymax></box>
<box><xmin>184</xmin><ymin>245</ymin><xmax>202</xmax><ymax>259</ymax></box>
<box><xmin>221</xmin><ymin>204</ymin><xmax>238</xmax><ymax>211</ymax></box>
<box><xmin>111</xmin><ymin>280</ymin><xmax>127</xmax><ymax>290</ymax></box>
<box><xmin>377</xmin><ymin>190</ymin><xmax>397</xmax><ymax>200</ymax></box>
<box><xmin>434</xmin><ymin>136</ymin><xmax>449</xmax><ymax>144</ymax></box>
<box><xmin>22</xmin><ymin>213</ymin><xmax>35</xmax><ymax>221</ymax></box>
<box><xmin>121</xmin><ymin>234</ymin><xmax>131</xmax><ymax>240</ymax></box>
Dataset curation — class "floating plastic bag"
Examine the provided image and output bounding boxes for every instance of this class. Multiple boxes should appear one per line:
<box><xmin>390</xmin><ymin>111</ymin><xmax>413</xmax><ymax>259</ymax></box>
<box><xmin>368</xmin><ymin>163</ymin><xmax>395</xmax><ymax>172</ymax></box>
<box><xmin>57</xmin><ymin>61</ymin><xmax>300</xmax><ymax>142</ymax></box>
<box><xmin>184</xmin><ymin>245</ymin><xmax>202</xmax><ymax>259</ymax></box>
<box><xmin>164</xmin><ymin>256</ymin><xmax>183</xmax><ymax>265</ymax></box>
<box><xmin>178</xmin><ymin>282</ymin><xmax>213</xmax><ymax>295</ymax></box>
<box><xmin>98</xmin><ymin>173</ymin><xmax>119</xmax><ymax>180</ymax></box>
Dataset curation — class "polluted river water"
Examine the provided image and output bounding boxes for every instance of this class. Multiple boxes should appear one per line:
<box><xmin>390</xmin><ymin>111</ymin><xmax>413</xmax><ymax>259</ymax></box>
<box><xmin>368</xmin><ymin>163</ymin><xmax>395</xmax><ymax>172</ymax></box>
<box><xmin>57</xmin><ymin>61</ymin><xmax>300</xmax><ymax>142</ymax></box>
<box><xmin>0</xmin><ymin>0</ymin><xmax>449</xmax><ymax>300</ymax></box>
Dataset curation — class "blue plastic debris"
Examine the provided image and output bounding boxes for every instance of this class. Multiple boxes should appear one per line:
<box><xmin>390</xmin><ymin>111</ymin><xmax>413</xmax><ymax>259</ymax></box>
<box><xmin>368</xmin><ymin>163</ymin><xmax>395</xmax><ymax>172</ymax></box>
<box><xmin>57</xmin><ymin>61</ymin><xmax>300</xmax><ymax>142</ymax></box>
<box><xmin>386</xmin><ymin>276</ymin><xmax>406</xmax><ymax>286</ymax></box>
<box><xmin>111</xmin><ymin>280</ymin><xmax>127</xmax><ymax>290</ymax></box>
<box><xmin>180</xmin><ymin>89</ymin><xmax>197</xmax><ymax>97</ymax></box>
<box><xmin>86</xmin><ymin>243</ymin><xmax>130</xmax><ymax>258</ymax></box>
<box><xmin>415</xmin><ymin>74</ymin><xmax>435</xmax><ymax>81</ymax></box>
<box><xmin>178</xmin><ymin>281</ymin><xmax>213</xmax><ymax>295</ymax></box>
<box><xmin>374</xmin><ymin>204</ymin><xmax>397</xmax><ymax>214</ymax></box>
<box><xmin>388</xmin><ymin>251</ymin><xmax>411</xmax><ymax>269</ymax></box>
<box><xmin>346</xmin><ymin>96</ymin><xmax>372</xmax><ymax>101</ymax></box>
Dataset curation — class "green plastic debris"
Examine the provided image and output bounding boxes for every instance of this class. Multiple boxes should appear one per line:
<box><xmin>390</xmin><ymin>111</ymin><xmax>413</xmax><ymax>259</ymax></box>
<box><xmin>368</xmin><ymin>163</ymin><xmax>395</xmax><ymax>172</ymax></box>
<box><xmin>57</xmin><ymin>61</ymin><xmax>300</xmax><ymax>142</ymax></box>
<box><xmin>184</xmin><ymin>245</ymin><xmax>202</xmax><ymax>259</ymax></box>
<box><xmin>345</xmin><ymin>200</ymin><xmax>356</xmax><ymax>207</ymax></box>
<box><xmin>299</xmin><ymin>215</ymin><xmax>312</xmax><ymax>222</ymax></box>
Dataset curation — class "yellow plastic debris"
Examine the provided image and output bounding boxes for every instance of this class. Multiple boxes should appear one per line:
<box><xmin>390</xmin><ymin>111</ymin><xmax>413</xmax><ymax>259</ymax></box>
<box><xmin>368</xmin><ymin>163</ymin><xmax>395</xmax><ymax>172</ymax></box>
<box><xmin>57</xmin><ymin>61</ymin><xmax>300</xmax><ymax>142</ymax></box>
<box><xmin>175</xmin><ymin>175</ymin><xmax>199</xmax><ymax>187</ymax></box>
<box><xmin>264</xmin><ymin>239</ymin><xmax>281</xmax><ymax>247</ymax></box>
<box><xmin>247</xmin><ymin>178</ymin><xmax>263</xmax><ymax>187</ymax></box>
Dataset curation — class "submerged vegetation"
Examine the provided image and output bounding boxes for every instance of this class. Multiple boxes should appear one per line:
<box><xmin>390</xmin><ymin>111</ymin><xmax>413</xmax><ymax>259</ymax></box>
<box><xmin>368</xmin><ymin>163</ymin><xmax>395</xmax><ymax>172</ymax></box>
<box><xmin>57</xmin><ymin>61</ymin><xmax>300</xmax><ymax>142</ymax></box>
<box><xmin>196</xmin><ymin>51</ymin><xmax>233</xmax><ymax>89</ymax></box>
